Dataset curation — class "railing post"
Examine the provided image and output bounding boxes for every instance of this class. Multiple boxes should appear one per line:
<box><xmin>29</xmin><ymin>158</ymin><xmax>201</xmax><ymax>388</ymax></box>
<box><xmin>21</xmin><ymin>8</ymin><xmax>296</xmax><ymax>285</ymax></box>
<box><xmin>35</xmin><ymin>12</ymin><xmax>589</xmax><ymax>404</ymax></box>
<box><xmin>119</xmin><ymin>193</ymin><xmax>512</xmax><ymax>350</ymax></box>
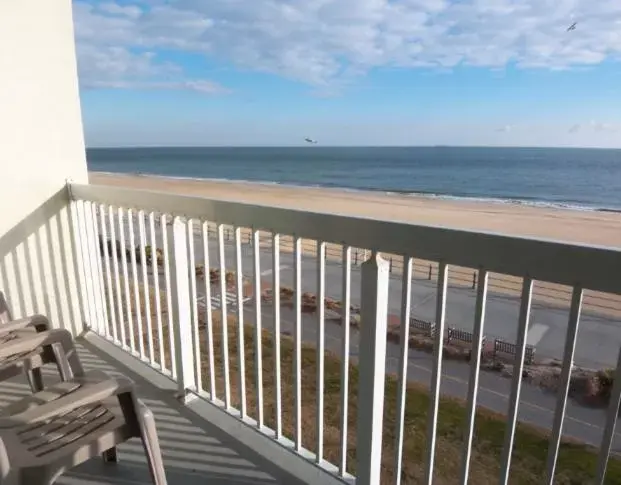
<box><xmin>428</xmin><ymin>264</ymin><xmax>432</xmax><ymax>280</ymax></box>
<box><xmin>472</xmin><ymin>271</ymin><xmax>477</xmax><ymax>289</ymax></box>
<box><xmin>355</xmin><ymin>252</ymin><xmax>389</xmax><ymax>485</ymax></box>
<box><xmin>170</xmin><ymin>216</ymin><xmax>196</xmax><ymax>401</ymax></box>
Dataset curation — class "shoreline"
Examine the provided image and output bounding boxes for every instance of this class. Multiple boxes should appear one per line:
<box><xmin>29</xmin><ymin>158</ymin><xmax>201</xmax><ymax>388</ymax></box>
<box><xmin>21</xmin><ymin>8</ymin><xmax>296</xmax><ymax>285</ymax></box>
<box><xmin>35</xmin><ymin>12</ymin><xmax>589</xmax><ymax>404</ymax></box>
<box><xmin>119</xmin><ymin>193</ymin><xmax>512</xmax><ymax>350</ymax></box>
<box><xmin>92</xmin><ymin>170</ymin><xmax>621</xmax><ymax>214</ymax></box>
<box><xmin>89</xmin><ymin>171</ymin><xmax>621</xmax><ymax>248</ymax></box>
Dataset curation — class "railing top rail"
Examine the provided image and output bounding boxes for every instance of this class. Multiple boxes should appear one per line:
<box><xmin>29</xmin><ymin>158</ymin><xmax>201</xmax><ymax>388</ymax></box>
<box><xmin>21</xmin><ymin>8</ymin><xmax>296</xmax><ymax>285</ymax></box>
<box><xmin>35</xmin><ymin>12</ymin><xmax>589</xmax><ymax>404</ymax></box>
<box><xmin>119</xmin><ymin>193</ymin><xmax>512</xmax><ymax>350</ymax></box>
<box><xmin>70</xmin><ymin>183</ymin><xmax>621</xmax><ymax>294</ymax></box>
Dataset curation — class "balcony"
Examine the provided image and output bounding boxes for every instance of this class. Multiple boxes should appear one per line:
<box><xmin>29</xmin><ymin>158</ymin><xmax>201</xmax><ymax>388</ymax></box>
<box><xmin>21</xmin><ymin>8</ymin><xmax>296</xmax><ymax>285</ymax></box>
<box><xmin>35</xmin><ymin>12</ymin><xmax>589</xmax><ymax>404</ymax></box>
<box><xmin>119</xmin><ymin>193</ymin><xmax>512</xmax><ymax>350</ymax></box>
<box><xmin>1</xmin><ymin>181</ymin><xmax>620</xmax><ymax>484</ymax></box>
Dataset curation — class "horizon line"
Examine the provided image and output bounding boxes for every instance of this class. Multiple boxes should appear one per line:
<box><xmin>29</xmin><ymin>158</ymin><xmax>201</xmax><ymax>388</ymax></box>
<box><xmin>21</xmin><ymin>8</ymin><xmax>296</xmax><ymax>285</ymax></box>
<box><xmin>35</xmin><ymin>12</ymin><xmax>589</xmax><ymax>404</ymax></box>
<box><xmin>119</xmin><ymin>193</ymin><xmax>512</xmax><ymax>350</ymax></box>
<box><xmin>85</xmin><ymin>144</ymin><xmax>621</xmax><ymax>150</ymax></box>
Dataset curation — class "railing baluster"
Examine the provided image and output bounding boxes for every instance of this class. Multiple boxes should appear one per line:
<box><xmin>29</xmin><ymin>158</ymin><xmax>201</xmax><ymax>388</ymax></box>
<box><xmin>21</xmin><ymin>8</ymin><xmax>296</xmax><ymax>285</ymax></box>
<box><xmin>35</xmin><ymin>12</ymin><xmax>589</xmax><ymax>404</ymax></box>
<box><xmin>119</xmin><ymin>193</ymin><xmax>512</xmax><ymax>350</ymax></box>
<box><xmin>218</xmin><ymin>223</ymin><xmax>231</xmax><ymax>408</ymax></box>
<box><xmin>68</xmin><ymin>200</ymin><xmax>89</xmax><ymax>329</ymax></box>
<box><xmin>82</xmin><ymin>201</ymin><xmax>103</xmax><ymax>333</ymax></box>
<box><xmin>595</xmin><ymin>346</ymin><xmax>621</xmax><ymax>484</ymax></box>
<box><xmin>253</xmin><ymin>228</ymin><xmax>264</xmax><ymax>427</ymax></box>
<box><xmin>544</xmin><ymin>286</ymin><xmax>583</xmax><ymax>485</ymax></box>
<box><xmin>460</xmin><ymin>268</ymin><xmax>489</xmax><ymax>484</ymax></box>
<box><xmin>294</xmin><ymin>236</ymin><xmax>303</xmax><ymax>452</ymax></box>
<box><xmin>202</xmin><ymin>222</ymin><xmax>216</xmax><ymax>399</ymax></box>
<box><xmin>187</xmin><ymin>219</ymin><xmax>202</xmax><ymax>389</ymax></box>
<box><xmin>117</xmin><ymin>207</ymin><xmax>132</xmax><ymax>350</ymax></box>
<box><xmin>425</xmin><ymin>261</ymin><xmax>449</xmax><ymax>485</ymax></box>
<box><xmin>499</xmin><ymin>277</ymin><xmax>533</xmax><ymax>484</ymax></box>
<box><xmin>161</xmin><ymin>214</ymin><xmax>176</xmax><ymax>378</ymax></box>
<box><xmin>128</xmin><ymin>209</ymin><xmax>145</xmax><ymax>359</ymax></box>
<box><xmin>138</xmin><ymin>210</ymin><xmax>154</xmax><ymax>365</ymax></box>
<box><xmin>235</xmin><ymin>227</ymin><xmax>247</xmax><ymax>417</ymax></box>
<box><xmin>273</xmin><ymin>232</ymin><xmax>282</xmax><ymax>438</ymax></box>
<box><xmin>394</xmin><ymin>256</ymin><xmax>413</xmax><ymax>485</ymax></box>
<box><xmin>73</xmin><ymin>200</ymin><xmax>93</xmax><ymax>330</ymax></box>
<box><xmin>91</xmin><ymin>203</ymin><xmax>109</xmax><ymax>335</ymax></box>
<box><xmin>150</xmin><ymin>212</ymin><xmax>165</xmax><ymax>370</ymax></box>
<box><xmin>99</xmin><ymin>205</ymin><xmax>115</xmax><ymax>341</ymax></box>
<box><xmin>339</xmin><ymin>245</ymin><xmax>352</xmax><ymax>475</ymax></box>
<box><xmin>170</xmin><ymin>216</ymin><xmax>196</xmax><ymax>399</ymax></box>
<box><xmin>355</xmin><ymin>252</ymin><xmax>389</xmax><ymax>485</ymax></box>
<box><xmin>108</xmin><ymin>206</ymin><xmax>124</xmax><ymax>345</ymax></box>
<box><xmin>316</xmin><ymin>241</ymin><xmax>326</xmax><ymax>462</ymax></box>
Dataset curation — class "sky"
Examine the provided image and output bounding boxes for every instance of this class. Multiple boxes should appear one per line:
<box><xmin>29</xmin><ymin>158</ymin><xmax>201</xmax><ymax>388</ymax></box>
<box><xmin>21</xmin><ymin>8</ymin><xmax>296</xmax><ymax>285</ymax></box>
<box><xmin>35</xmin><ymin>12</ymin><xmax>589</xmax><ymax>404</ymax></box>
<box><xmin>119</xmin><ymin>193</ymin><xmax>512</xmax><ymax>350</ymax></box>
<box><xmin>75</xmin><ymin>0</ymin><xmax>621</xmax><ymax>148</ymax></box>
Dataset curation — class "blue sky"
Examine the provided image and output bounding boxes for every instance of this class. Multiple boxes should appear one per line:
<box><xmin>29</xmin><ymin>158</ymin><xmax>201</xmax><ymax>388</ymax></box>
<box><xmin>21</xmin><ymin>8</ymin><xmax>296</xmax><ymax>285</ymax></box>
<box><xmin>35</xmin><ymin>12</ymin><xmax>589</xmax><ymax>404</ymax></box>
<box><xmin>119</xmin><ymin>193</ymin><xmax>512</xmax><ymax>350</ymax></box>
<box><xmin>75</xmin><ymin>0</ymin><xmax>621</xmax><ymax>147</ymax></box>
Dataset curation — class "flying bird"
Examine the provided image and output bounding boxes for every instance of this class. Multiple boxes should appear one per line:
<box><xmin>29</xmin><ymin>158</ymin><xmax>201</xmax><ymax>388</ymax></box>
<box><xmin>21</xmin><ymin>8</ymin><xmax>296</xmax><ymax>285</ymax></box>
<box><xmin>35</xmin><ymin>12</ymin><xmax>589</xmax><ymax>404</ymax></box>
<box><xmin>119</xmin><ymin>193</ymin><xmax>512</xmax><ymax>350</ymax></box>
<box><xmin>567</xmin><ymin>22</ymin><xmax>577</xmax><ymax>31</ymax></box>
<box><xmin>304</xmin><ymin>137</ymin><xmax>318</xmax><ymax>144</ymax></box>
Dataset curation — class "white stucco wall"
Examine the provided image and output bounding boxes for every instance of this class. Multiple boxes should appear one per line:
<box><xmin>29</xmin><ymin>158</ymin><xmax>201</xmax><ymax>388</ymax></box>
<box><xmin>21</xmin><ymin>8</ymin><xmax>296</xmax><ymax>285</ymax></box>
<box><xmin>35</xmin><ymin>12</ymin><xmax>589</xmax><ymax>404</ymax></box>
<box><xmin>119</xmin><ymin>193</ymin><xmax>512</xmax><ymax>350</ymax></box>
<box><xmin>0</xmin><ymin>0</ymin><xmax>88</xmax><ymax>334</ymax></box>
<box><xmin>0</xmin><ymin>0</ymin><xmax>87</xmax><ymax>236</ymax></box>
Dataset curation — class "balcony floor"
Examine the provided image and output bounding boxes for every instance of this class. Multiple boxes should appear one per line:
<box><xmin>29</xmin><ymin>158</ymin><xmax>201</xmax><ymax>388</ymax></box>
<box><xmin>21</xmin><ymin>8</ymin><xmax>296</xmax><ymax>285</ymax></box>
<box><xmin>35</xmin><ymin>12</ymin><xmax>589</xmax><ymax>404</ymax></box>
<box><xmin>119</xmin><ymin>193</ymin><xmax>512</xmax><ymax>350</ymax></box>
<box><xmin>0</xmin><ymin>335</ymin><xmax>309</xmax><ymax>485</ymax></box>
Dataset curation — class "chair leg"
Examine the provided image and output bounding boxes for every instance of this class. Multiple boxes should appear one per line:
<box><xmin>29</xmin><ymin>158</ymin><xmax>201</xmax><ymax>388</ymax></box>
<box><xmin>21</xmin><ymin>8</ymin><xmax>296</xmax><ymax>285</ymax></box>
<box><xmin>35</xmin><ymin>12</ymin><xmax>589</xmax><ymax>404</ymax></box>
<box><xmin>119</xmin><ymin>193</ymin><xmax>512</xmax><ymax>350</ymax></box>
<box><xmin>26</xmin><ymin>368</ymin><xmax>44</xmax><ymax>392</ymax></box>
<box><xmin>51</xmin><ymin>342</ymin><xmax>74</xmax><ymax>381</ymax></box>
<box><xmin>102</xmin><ymin>447</ymin><xmax>118</xmax><ymax>463</ymax></box>
<box><xmin>138</xmin><ymin>404</ymin><xmax>167</xmax><ymax>485</ymax></box>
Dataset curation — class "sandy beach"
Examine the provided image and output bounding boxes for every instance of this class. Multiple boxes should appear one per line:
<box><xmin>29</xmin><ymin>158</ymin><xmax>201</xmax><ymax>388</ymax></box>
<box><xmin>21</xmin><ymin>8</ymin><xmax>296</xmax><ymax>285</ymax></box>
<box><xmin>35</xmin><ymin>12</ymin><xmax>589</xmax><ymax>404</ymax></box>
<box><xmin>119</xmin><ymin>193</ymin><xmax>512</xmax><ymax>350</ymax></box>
<box><xmin>90</xmin><ymin>172</ymin><xmax>621</xmax><ymax>249</ymax></box>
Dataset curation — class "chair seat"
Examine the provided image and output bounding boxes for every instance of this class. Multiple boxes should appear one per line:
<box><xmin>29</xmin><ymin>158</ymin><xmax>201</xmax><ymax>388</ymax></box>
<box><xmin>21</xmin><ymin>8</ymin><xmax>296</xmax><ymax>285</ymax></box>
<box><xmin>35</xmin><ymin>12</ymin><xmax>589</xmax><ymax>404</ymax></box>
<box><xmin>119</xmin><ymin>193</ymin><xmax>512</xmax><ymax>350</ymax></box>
<box><xmin>0</xmin><ymin>370</ymin><xmax>136</xmax><ymax>474</ymax></box>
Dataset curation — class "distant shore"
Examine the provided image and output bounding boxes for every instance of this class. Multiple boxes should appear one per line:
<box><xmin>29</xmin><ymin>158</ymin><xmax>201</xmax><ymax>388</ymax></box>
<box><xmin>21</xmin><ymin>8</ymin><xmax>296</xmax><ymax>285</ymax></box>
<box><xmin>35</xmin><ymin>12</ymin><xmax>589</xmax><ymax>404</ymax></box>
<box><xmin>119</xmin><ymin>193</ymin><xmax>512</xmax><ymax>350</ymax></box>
<box><xmin>89</xmin><ymin>171</ymin><xmax>621</xmax><ymax>248</ymax></box>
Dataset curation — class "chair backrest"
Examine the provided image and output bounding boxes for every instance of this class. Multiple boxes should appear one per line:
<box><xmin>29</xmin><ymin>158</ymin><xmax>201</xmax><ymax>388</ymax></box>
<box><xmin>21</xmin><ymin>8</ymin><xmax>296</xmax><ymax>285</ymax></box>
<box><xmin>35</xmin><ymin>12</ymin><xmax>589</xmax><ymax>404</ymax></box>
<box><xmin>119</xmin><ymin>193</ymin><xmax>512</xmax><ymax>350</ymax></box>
<box><xmin>0</xmin><ymin>292</ymin><xmax>12</xmax><ymax>324</ymax></box>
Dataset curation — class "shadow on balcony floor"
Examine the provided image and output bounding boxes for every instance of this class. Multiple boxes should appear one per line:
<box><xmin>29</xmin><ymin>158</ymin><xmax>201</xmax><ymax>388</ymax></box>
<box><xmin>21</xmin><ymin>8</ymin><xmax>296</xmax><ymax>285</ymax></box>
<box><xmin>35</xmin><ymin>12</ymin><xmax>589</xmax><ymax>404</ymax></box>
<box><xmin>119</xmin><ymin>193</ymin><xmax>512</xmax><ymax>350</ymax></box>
<box><xmin>0</xmin><ymin>339</ymin><xmax>306</xmax><ymax>485</ymax></box>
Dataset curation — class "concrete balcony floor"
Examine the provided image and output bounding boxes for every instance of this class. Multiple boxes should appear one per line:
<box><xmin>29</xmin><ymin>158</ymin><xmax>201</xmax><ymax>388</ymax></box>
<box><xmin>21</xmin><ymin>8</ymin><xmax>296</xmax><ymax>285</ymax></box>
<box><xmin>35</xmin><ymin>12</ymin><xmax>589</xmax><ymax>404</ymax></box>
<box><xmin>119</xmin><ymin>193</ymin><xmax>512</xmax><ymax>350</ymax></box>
<box><xmin>0</xmin><ymin>334</ymin><xmax>311</xmax><ymax>485</ymax></box>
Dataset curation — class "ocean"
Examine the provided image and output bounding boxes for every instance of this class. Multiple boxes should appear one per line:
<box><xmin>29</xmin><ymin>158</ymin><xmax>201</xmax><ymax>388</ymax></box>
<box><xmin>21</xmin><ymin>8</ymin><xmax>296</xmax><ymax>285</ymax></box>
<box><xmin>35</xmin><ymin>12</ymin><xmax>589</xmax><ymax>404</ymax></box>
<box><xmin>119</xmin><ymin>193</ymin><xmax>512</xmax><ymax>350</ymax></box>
<box><xmin>87</xmin><ymin>146</ymin><xmax>621</xmax><ymax>212</ymax></box>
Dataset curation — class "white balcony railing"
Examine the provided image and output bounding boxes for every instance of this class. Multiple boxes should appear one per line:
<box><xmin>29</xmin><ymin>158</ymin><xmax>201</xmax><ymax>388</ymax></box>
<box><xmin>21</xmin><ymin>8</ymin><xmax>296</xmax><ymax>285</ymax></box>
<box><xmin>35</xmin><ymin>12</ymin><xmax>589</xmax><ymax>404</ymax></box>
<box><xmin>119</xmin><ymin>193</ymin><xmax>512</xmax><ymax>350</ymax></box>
<box><xmin>65</xmin><ymin>181</ymin><xmax>621</xmax><ymax>484</ymax></box>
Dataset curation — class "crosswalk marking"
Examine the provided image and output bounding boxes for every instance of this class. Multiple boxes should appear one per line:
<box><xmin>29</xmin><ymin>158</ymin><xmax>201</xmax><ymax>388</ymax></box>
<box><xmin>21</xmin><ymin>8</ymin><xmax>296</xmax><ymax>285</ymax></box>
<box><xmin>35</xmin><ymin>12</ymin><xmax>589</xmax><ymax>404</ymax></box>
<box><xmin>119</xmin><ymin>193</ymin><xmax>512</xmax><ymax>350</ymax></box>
<box><xmin>197</xmin><ymin>292</ymin><xmax>252</xmax><ymax>310</ymax></box>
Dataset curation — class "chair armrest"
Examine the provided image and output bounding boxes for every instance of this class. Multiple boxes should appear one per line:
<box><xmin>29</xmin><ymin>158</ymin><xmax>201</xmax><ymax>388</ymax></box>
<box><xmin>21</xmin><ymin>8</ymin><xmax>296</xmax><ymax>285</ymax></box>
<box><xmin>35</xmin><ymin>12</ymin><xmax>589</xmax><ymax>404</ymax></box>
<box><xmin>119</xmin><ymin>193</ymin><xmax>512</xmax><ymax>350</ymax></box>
<box><xmin>0</xmin><ymin>329</ymin><xmax>84</xmax><ymax>379</ymax></box>
<box><xmin>0</xmin><ymin>374</ymin><xmax>135</xmax><ymax>427</ymax></box>
<box><xmin>0</xmin><ymin>314</ymin><xmax>50</xmax><ymax>335</ymax></box>
<box><xmin>0</xmin><ymin>328</ymin><xmax>73</xmax><ymax>360</ymax></box>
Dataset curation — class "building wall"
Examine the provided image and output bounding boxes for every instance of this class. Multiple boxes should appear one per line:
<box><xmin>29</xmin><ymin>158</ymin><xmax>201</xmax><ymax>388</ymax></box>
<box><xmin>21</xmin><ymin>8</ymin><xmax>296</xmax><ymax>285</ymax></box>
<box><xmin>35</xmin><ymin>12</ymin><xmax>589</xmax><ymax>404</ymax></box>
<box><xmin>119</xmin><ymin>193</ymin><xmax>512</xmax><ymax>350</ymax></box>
<box><xmin>0</xmin><ymin>0</ymin><xmax>88</xmax><ymax>333</ymax></box>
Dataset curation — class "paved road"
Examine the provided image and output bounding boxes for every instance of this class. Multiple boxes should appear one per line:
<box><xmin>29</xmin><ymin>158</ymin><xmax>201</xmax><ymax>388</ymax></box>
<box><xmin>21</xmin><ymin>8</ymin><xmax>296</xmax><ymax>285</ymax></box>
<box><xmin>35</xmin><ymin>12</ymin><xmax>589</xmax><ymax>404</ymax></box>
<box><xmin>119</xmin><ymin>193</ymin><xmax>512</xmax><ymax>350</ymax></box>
<box><xmin>186</xmin><ymin>231</ymin><xmax>621</xmax><ymax>449</ymax></box>
<box><xmin>188</xmin><ymin>228</ymin><xmax>621</xmax><ymax>370</ymax></box>
<box><xmin>113</xmin><ymin>218</ymin><xmax>621</xmax><ymax>449</ymax></box>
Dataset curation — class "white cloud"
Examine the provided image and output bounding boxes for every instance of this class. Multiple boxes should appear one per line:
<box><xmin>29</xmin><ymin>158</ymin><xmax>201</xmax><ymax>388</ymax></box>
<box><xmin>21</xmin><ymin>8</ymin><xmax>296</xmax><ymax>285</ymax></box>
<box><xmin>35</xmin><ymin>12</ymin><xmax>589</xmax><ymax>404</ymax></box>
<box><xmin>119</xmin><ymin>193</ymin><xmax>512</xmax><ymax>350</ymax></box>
<box><xmin>73</xmin><ymin>0</ymin><xmax>621</xmax><ymax>89</ymax></box>
<box><xmin>97</xmin><ymin>2</ymin><xmax>142</xmax><ymax>19</ymax></box>
<box><xmin>85</xmin><ymin>79</ymin><xmax>230</xmax><ymax>94</ymax></box>
<box><xmin>567</xmin><ymin>121</ymin><xmax>620</xmax><ymax>134</ymax></box>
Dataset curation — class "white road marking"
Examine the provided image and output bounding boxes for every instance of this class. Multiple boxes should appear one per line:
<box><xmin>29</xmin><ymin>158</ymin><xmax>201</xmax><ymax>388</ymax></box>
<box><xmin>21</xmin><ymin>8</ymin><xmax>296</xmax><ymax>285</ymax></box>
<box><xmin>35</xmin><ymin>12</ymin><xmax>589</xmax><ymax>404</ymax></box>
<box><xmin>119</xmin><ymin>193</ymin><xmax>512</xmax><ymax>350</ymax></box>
<box><xmin>527</xmin><ymin>323</ymin><xmax>549</xmax><ymax>346</ymax></box>
<box><xmin>260</xmin><ymin>265</ymin><xmax>290</xmax><ymax>276</ymax></box>
<box><xmin>198</xmin><ymin>292</ymin><xmax>252</xmax><ymax>310</ymax></box>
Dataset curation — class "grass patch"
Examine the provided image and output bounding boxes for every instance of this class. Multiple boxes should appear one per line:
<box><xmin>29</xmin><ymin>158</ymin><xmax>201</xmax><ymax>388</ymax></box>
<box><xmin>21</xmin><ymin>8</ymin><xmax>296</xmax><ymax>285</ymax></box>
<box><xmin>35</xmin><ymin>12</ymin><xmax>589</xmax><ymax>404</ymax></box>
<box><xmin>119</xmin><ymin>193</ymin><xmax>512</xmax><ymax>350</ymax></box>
<box><xmin>108</xmin><ymin>283</ymin><xmax>621</xmax><ymax>484</ymax></box>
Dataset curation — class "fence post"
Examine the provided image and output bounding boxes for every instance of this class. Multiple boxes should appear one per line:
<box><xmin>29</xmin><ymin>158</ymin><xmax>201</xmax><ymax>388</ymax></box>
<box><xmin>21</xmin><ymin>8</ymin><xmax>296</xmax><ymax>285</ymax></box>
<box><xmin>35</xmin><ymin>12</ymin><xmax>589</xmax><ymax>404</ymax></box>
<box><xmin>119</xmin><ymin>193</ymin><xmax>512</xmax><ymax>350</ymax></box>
<box><xmin>170</xmin><ymin>216</ymin><xmax>196</xmax><ymax>402</ymax></box>
<box><xmin>428</xmin><ymin>264</ymin><xmax>432</xmax><ymax>280</ymax></box>
<box><xmin>354</xmin><ymin>249</ymin><xmax>359</xmax><ymax>265</ymax></box>
<box><xmin>472</xmin><ymin>271</ymin><xmax>477</xmax><ymax>289</ymax></box>
<box><xmin>389</xmin><ymin>256</ymin><xmax>393</xmax><ymax>273</ymax></box>
<box><xmin>355</xmin><ymin>252</ymin><xmax>389</xmax><ymax>485</ymax></box>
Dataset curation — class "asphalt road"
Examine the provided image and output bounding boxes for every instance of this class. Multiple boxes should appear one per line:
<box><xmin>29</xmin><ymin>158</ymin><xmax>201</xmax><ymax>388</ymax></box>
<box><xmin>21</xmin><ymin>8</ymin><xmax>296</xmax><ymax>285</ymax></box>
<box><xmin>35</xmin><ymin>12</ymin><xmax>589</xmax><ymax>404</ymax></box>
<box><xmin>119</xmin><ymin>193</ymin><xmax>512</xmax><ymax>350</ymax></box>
<box><xmin>192</xmin><ymin>229</ymin><xmax>621</xmax><ymax>370</ymax></box>
<box><xmin>187</xmin><ymin>227</ymin><xmax>621</xmax><ymax>447</ymax></box>
<box><xmin>112</xmin><ymin>217</ymin><xmax>621</xmax><ymax>449</ymax></box>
